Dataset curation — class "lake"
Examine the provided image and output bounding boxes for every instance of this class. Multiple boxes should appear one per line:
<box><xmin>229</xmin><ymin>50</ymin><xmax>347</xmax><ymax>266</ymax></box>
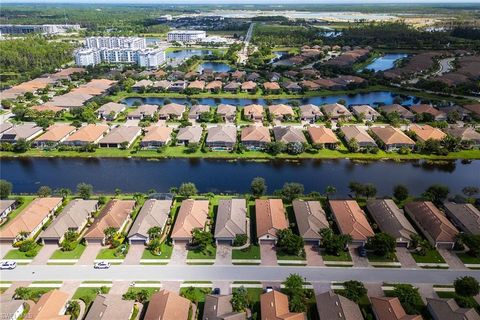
<box><xmin>362</xmin><ymin>53</ymin><xmax>409</xmax><ymax>72</ymax></box>
<box><xmin>122</xmin><ymin>91</ymin><xmax>419</xmax><ymax>107</ymax></box>
<box><xmin>1</xmin><ymin>158</ymin><xmax>477</xmax><ymax>196</ymax></box>
<box><xmin>197</xmin><ymin>62</ymin><xmax>232</xmax><ymax>73</ymax></box>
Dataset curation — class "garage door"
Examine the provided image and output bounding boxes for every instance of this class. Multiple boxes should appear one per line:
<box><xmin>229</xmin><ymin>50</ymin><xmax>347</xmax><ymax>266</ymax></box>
<box><xmin>129</xmin><ymin>239</ymin><xmax>146</xmax><ymax>245</ymax></box>
<box><xmin>42</xmin><ymin>239</ymin><xmax>59</xmax><ymax>245</ymax></box>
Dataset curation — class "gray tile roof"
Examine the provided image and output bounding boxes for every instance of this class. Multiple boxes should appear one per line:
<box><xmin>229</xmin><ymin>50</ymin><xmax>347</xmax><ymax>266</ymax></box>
<box><xmin>214</xmin><ymin>199</ymin><xmax>247</xmax><ymax>239</ymax></box>
<box><xmin>427</xmin><ymin>298</ymin><xmax>480</xmax><ymax>320</ymax></box>
<box><xmin>443</xmin><ymin>202</ymin><xmax>480</xmax><ymax>235</ymax></box>
<box><xmin>128</xmin><ymin>199</ymin><xmax>171</xmax><ymax>239</ymax></box>
<box><xmin>316</xmin><ymin>291</ymin><xmax>363</xmax><ymax>320</ymax></box>
<box><xmin>292</xmin><ymin>200</ymin><xmax>328</xmax><ymax>241</ymax></box>
<box><xmin>206</xmin><ymin>126</ymin><xmax>237</xmax><ymax>144</ymax></box>
<box><xmin>272</xmin><ymin>126</ymin><xmax>306</xmax><ymax>143</ymax></box>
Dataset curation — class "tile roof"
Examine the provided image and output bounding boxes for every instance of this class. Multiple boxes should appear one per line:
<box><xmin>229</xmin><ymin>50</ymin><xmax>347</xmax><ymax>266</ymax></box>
<box><xmin>243</xmin><ymin>104</ymin><xmax>264</xmax><ymax>118</ymax></box>
<box><xmin>142</xmin><ymin>125</ymin><xmax>173</xmax><ymax>144</ymax></box>
<box><xmin>189</xmin><ymin>104</ymin><xmax>211</xmax><ymax>117</ymax></box>
<box><xmin>241</xmin><ymin>126</ymin><xmax>271</xmax><ymax>143</ymax></box>
<box><xmin>99</xmin><ymin>126</ymin><xmax>141</xmax><ymax>144</ymax></box>
<box><xmin>35</xmin><ymin>124</ymin><xmax>76</xmax><ymax>143</ymax></box>
<box><xmin>144</xmin><ymin>290</ymin><xmax>192</xmax><ymax>320</ymax></box>
<box><xmin>292</xmin><ymin>200</ymin><xmax>329</xmax><ymax>240</ymax></box>
<box><xmin>214</xmin><ymin>199</ymin><xmax>247</xmax><ymax>239</ymax></box>
<box><xmin>351</xmin><ymin>105</ymin><xmax>380</xmax><ymax>117</ymax></box>
<box><xmin>329</xmin><ymin>200</ymin><xmax>374</xmax><ymax>242</ymax></box>
<box><xmin>255</xmin><ymin>199</ymin><xmax>288</xmax><ymax>239</ymax></box>
<box><xmin>299</xmin><ymin>104</ymin><xmax>322</xmax><ymax>118</ymax></box>
<box><xmin>370</xmin><ymin>126</ymin><xmax>415</xmax><ymax>146</ymax></box>
<box><xmin>272</xmin><ymin>126</ymin><xmax>306</xmax><ymax>143</ymax></box>
<box><xmin>84</xmin><ymin>200</ymin><xmax>135</xmax><ymax>240</ymax></box>
<box><xmin>316</xmin><ymin>291</ymin><xmax>363</xmax><ymax>320</ymax></box>
<box><xmin>427</xmin><ymin>298</ymin><xmax>480</xmax><ymax>320</ymax></box>
<box><xmin>0</xmin><ymin>123</ymin><xmax>43</xmax><ymax>141</ymax></box>
<box><xmin>171</xmin><ymin>199</ymin><xmax>209</xmax><ymax>239</ymax></box>
<box><xmin>260</xmin><ymin>291</ymin><xmax>305</xmax><ymax>320</ymax></box>
<box><xmin>85</xmin><ymin>294</ymin><xmax>135</xmax><ymax>320</ymax></box>
<box><xmin>127</xmin><ymin>104</ymin><xmax>158</xmax><ymax>118</ymax></box>
<box><xmin>176</xmin><ymin>126</ymin><xmax>203</xmax><ymax>143</ymax></box>
<box><xmin>341</xmin><ymin>126</ymin><xmax>376</xmax><ymax>145</ymax></box>
<box><xmin>443</xmin><ymin>202</ymin><xmax>480</xmax><ymax>235</ymax></box>
<box><xmin>217</xmin><ymin>104</ymin><xmax>236</xmax><ymax>117</ymax></box>
<box><xmin>29</xmin><ymin>289</ymin><xmax>70</xmax><ymax>320</ymax></box>
<box><xmin>158</xmin><ymin>103</ymin><xmax>186</xmax><ymax>117</ymax></box>
<box><xmin>206</xmin><ymin>125</ymin><xmax>237</xmax><ymax>144</ymax></box>
<box><xmin>409</xmin><ymin>124</ymin><xmax>446</xmax><ymax>142</ymax></box>
<box><xmin>65</xmin><ymin>124</ymin><xmax>109</xmax><ymax>143</ymax></box>
<box><xmin>378</xmin><ymin>104</ymin><xmax>414</xmax><ymax>119</ymax></box>
<box><xmin>307</xmin><ymin>126</ymin><xmax>339</xmax><ymax>144</ymax></box>
<box><xmin>321</xmin><ymin>103</ymin><xmax>352</xmax><ymax>118</ymax></box>
<box><xmin>203</xmin><ymin>294</ymin><xmax>246</xmax><ymax>320</ymax></box>
<box><xmin>268</xmin><ymin>104</ymin><xmax>295</xmax><ymax>117</ymax></box>
<box><xmin>370</xmin><ymin>296</ymin><xmax>422</xmax><ymax>320</ymax></box>
<box><xmin>127</xmin><ymin>199</ymin><xmax>171</xmax><ymax>239</ymax></box>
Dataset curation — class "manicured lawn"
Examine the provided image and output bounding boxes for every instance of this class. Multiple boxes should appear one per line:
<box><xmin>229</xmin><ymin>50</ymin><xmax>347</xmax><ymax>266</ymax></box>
<box><xmin>4</xmin><ymin>245</ymin><xmax>41</xmax><ymax>259</ymax></box>
<box><xmin>321</xmin><ymin>250</ymin><xmax>352</xmax><ymax>261</ymax></box>
<box><xmin>232</xmin><ymin>245</ymin><xmax>260</xmax><ymax>260</ymax></box>
<box><xmin>187</xmin><ymin>244</ymin><xmax>216</xmax><ymax>259</ymax></box>
<box><xmin>180</xmin><ymin>287</ymin><xmax>211</xmax><ymax>317</ymax></box>
<box><xmin>17</xmin><ymin>288</ymin><xmax>54</xmax><ymax>303</ymax></box>
<box><xmin>141</xmin><ymin>243</ymin><xmax>173</xmax><ymax>259</ymax></box>
<box><xmin>245</xmin><ymin>288</ymin><xmax>263</xmax><ymax>317</ymax></box>
<box><xmin>456</xmin><ymin>252</ymin><xmax>480</xmax><ymax>264</ymax></box>
<box><xmin>50</xmin><ymin>244</ymin><xmax>86</xmax><ymax>260</ymax></box>
<box><xmin>411</xmin><ymin>248</ymin><xmax>446</xmax><ymax>264</ymax></box>
<box><xmin>367</xmin><ymin>252</ymin><xmax>398</xmax><ymax>263</ymax></box>
<box><xmin>276</xmin><ymin>251</ymin><xmax>306</xmax><ymax>261</ymax></box>
<box><xmin>72</xmin><ymin>287</ymin><xmax>110</xmax><ymax>308</ymax></box>
<box><xmin>123</xmin><ymin>287</ymin><xmax>160</xmax><ymax>301</ymax></box>
<box><xmin>96</xmin><ymin>247</ymin><xmax>126</xmax><ymax>260</ymax></box>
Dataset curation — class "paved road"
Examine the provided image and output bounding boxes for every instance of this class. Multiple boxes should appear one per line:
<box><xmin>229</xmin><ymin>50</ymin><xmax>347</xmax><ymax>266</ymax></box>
<box><xmin>238</xmin><ymin>23</ymin><xmax>254</xmax><ymax>64</ymax></box>
<box><xmin>2</xmin><ymin>265</ymin><xmax>478</xmax><ymax>284</ymax></box>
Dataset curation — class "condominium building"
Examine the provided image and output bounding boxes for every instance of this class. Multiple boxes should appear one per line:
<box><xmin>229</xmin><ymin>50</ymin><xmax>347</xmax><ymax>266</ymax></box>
<box><xmin>0</xmin><ymin>24</ymin><xmax>80</xmax><ymax>35</ymax></box>
<box><xmin>85</xmin><ymin>36</ymin><xmax>146</xmax><ymax>50</ymax></box>
<box><xmin>167</xmin><ymin>30</ymin><xmax>206</xmax><ymax>43</ymax></box>
<box><xmin>75</xmin><ymin>47</ymin><xmax>165</xmax><ymax>68</ymax></box>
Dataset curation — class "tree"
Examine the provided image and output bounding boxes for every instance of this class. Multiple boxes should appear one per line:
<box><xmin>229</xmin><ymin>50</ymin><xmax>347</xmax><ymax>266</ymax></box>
<box><xmin>283</xmin><ymin>274</ymin><xmax>306</xmax><ymax>312</ymax></box>
<box><xmin>286</xmin><ymin>142</ymin><xmax>304</xmax><ymax>155</ymax></box>
<box><xmin>56</xmin><ymin>188</ymin><xmax>72</xmax><ymax>199</ymax></box>
<box><xmin>347</xmin><ymin>138</ymin><xmax>360</xmax><ymax>152</ymax></box>
<box><xmin>454</xmin><ymin>276</ymin><xmax>479</xmax><ymax>297</ymax></box>
<box><xmin>231</xmin><ymin>286</ymin><xmax>249</xmax><ymax>312</ymax></box>
<box><xmin>458</xmin><ymin>234</ymin><xmax>480</xmax><ymax>258</ymax></box>
<box><xmin>66</xmin><ymin>300</ymin><xmax>81</xmax><ymax>320</ymax></box>
<box><xmin>104</xmin><ymin>227</ymin><xmax>118</xmax><ymax>244</ymax></box>
<box><xmin>265</xmin><ymin>141</ymin><xmax>286</xmax><ymax>155</ymax></box>
<box><xmin>0</xmin><ymin>179</ymin><xmax>12</xmax><ymax>199</ymax></box>
<box><xmin>393</xmin><ymin>185</ymin><xmax>409</xmax><ymax>202</ymax></box>
<box><xmin>367</xmin><ymin>233</ymin><xmax>396</xmax><ymax>257</ymax></box>
<box><xmin>251</xmin><ymin>177</ymin><xmax>267</xmax><ymax>197</ymax></box>
<box><xmin>147</xmin><ymin>226</ymin><xmax>162</xmax><ymax>240</ymax></box>
<box><xmin>233</xmin><ymin>234</ymin><xmax>248</xmax><ymax>247</ymax></box>
<box><xmin>320</xmin><ymin>228</ymin><xmax>352</xmax><ymax>256</ymax></box>
<box><xmin>37</xmin><ymin>185</ymin><xmax>52</xmax><ymax>197</ymax></box>
<box><xmin>363</xmin><ymin>183</ymin><xmax>377</xmax><ymax>198</ymax></box>
<box><xmin>462</xmin><ymin>186</ymin><xmax>479</xmax><ymax>197</ymax></box>
<box><xmin>77</xmin><ymin>183</ymin><xmax>93</xmax><ymax>199</ymax></box>
<box><xmin>115</xmin><ymin>188</ymin><xmax>122</xmax><ymax>196</ymax></box>
<box><xmin>191</xmin><ymin>229</ymin><xmax>213</xmax><ymax>252</ymax></box>
<box><xmin>423</xmin><ymin>184</ymin><xmax>449</xmax><ymax>203</ymax></box>
<box><xmin>276</xmin><ymin>229</ymin><xmax>305</xmax><ymax>257</ymax></box>
<box><xmin>280</xmin><ymin>182</ymin><xmax>304</xmax><ymax>202</ymax></box>
<box><xmin>178</xmin><ymin>182</ymin><xmax>198</xmax><ymax>197</ymax></box>
<box><xmin>349</xmin><ymin>181</ymin><xmax>365</xmax><ymax>198</ymax></box>
<box><xmin>325</xmin><ymin>185</ymin><xmax>336</xmax><ymax>197</ymax></box>
<box><xmin>342</xmin><ymin>281</ymin><xmax>367</xmax><ymax>303</ymax></box>
<box><xmin>392</xmin><ymin>284</ymin><xmax>423</xmax><ymax>315</ymax></box>
<box><xmin>13</xmin><ymin>138</ymin><xmax>31</xmax><ymax>153</ymax></box>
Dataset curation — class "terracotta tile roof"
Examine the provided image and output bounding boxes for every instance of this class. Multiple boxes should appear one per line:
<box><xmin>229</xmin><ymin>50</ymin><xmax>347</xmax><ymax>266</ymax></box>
<box><xmin>255</xmin><ymin>199</ymin><xmax>288</xmax><ymax>239</ymax></box>
<box><xmin>371</xmin><ymin>296</ymin><xmax>422</xmax><ymax>320</ymax></box>
<box><xmin>206</xmin><ymin>125</ymin><xmax>237</xmax><ymax>144</ymax></box>
<box><xmin>144</xmin><ymin>290</ymin><xmax>192</xmax><ymax>320</ymax></box>
<box><xmin>293</xmin><ymin>200</ymin><xmax>328</xmax><ymax>241</ymax></box>
<box><xmin>0</xmin><ymin>197</ymin><xmax>62</xmax><ymax>240</ymax></box>
<box><xmin>188</xmin><ymin>80</ymin><xmax>206</xmax><ymax>90</ymax></box>
<box><xmin>263</xmin><ymin>82</ymin><xmax>281</xmax><ymax>90</ymax></box>
<box><xmin>171</xmin><ymin>199</ymin><xmax>209</xmax><ymax>240</ymax></box>
<box><xmin>307</xmin><ymin>126</ymin><xmax>339</xmax><ymax>144</ymax></box>
<box><xmin>404</xmin><ymin>201</ymin><xmax>459</xmax><ymax>244</ymax></box>
<box><xmin>410</xmin><ymin>104</ymin><xmax>445</xmax><ymax>118</ymax></box>
<box><xmin>241</xmin><ymin>126</ymin><xmax>271</xmax><ymax>143</ymax></box>
<box><xmin>217</xmin><ymin>104</ymin><xmax>236</xmax><ymax>117</ymax></box>
<box><xmin>241</xmin><ymin>81</ymin><xmax>257</xmax><ymax>90</ymax></box>
<box><xmin>31</xmin><ymin>105</ymin><xmax>66</xmax><ymax>113</ymax></box>
<box><xmin>268</xmin><ymin>104</ymin><xmax>295</xmax><ymax>117</ymax></box>
<box><xmin>243</xmin><ymin>104</ymin><xmax>264</xmax><ymax>118</ymax></box>
<box><xmin>329</xmin><ymin>200</ymin><xmax>374</xmax><ymax>242</ymax></box>
<box><xmin>370</xmin><ymin>126</ymin><xmax>415</xmax><ymax>146</ymax></box>
<box><xmin>260</xmin><ymin>290</ymin><xmax>305</xmax><ymax>320</ymax></box>
<box><xmin>35</xmin><ymin>124</ymin><xmax>76</xmax><ymax>143</ymax></box>
<box><xmin>127</xmin><ymin>104</ymin><xmax>158</xmax><ymax>118</ymax></box>
<box><xmin>189</xmin><ymin>104</ymin><xmax>210</xmax><ymax>117</ymax></box>
<box><xmin>341</xmin><ymin>126</ymin><xmax>376</xmax><ymax>145</ymax></box>
<box><xmin>84</xmin><ymin>200</ymin><xmax>135</xmax><ymax>240</ymax></box>
<box><xmin>29</xmin><ymin>289</ymin><xmax>70</xmax><ymax>320</ymax></box>
<box><xmin>214</xmin><ymin>199</ymin><xmax>247</xmax><ymax>239</ymax></box>
<box><xmin>316</xmin><ymin>291</ymin><xmax>363</xmax><ymax>320</ymax></box>
<box><xmin>273</xmin><ymin>126</ymin><xmax>306</xmax><ymax>144</ymax></box>
<box><xmin>205</xmin><ymin>80</ymin><xmax>222</xmax><ymax>90</ymax></box>
<box><xmin>158</xmin><ymin>103</ymin><xmax>186</xmax><ymax>117</ymax></box>
<box><xmin>142</xmin><ymin>125</ymin><xmax>173</xmax><ymax>144</ymax></box>
<box><xmin>409</xmin><ymin>124</ymin><xmax>446</xmax><ymax>142</ymax></box>
<box><xmin>64</xmin><ymin>124</ymin><xmax>109</xmax><ymax>144</ymax></box>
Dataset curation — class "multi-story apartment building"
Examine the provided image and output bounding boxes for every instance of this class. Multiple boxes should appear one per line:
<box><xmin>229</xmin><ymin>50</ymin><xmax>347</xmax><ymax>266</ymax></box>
<box><xmin>85</xmin><ymin>36</ymin><xmax>146</xmax><ymax>50</ymax></box>
<box><xmin>167</xmin><ymin>30</ymin><xmax>206</xmax><ymax>43</ymax></box>
<box><xmin>0</xmin><ymin>24</ymin><xmax>81</xmax><ymax>35</ymax></box>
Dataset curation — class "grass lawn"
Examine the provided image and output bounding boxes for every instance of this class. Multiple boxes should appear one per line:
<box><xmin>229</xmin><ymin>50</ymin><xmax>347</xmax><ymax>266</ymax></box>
<box><xmin>96</xmin><ymin>248</ymin><xmax>126</xmax><ymax>260</ymax></box>
<box><xmin>246</xmin><ymin>288</ymin><xmax>263</xmax><ymax>318</ymax></box>
<box><xmin>232</xmin><ymin>245</ymin><xmax>260</xmax><ymax>260</ymax></box>
<box><xmin>456</xmin><ymin>252</ymin><xmax>480</xmax><ymax>265</ymax></box>
<box><xmin>187</xmin><ymin>244</ymin><xmax>216</xmax><ymax>260</ymax></box>
<box><xmin>50</xmin><ymin>244</ymin><xmax>86</xmax><ymax>260</ymax></box>
<box><xmin>321</xmin><ymin>250</ymin><xmax>352</xmax><ymax>261</ymax></box>
<box><xmin>367</xmin><ymin>252</ymin><xmax>398</xmax><ymax>263</ymax></box>
<box><xmin>411</xmin><ymin>248</ymin><xmax>446</xmax><ymax>264</ymax></box>
<box><xmin>4</xmin><ymin>245</ymin><xmax>41</xmax><ymax>259</ymax></box>
<box><xmin>180</xmin><ymin>287</ymin><xmax>212</xmax><ymax>318</ymax></box>
<box><xmin>123</xmin><ymin>287</ymin><xmax>161</xmax><ymax>301</ymax></box>
<box><xmin>276</xmin><ymin>251</ymin><xmax>306</xmax><ymax>261</ymax></box>
<box><xmin>436</xmin><ymin>291</ymin><xmax>480</xmax><ymax>313</ymax></box>
<box><xmin>72</xmin><ymin>287</ymin><xmax>110</xmax><ymax>308</ymax></box>
<box><xmin>141</xmin><ymin>243</ymin><xmax>173</xmax><ymax>259</ymax></box>
<box><xmin>17</xmin><ymin>288</ymin><xmax>54</xmax><ymax>303</ymax></box>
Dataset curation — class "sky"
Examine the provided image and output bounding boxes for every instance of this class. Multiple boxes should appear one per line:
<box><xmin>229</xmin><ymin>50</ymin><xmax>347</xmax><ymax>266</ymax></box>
<box><xmin>3</xmin><ymin>0</ymin><xmax>480</xmax><ymax>3</ymax></box>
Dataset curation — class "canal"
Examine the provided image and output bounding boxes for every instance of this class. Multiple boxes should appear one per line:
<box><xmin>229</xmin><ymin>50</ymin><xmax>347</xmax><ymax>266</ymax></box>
<box><xmin>1</xmin><ymin>158</ymin><xmax>477</xmax><ymax>196</ymax></box>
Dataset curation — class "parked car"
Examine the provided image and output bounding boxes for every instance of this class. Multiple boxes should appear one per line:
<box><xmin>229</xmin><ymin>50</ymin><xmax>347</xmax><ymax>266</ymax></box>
<box><xmin>357</xmin><ymin>246</ymin><xmax>367</xmax><ymax>257</ymax></box>
<box><xmin>212</xmin><ymin>288</ymin><xmax>220</xmax><ymax>295</ymax></box>
<box><xmin>265</xmin><ymin>286</ymin><xmax>273</xmax><ymax>293</ymax></box>
<box><xmin>94</xmin><ymin>261</ymin><xmax>111</xmax><ymax>269</ymax></box>
<box><xmin>0</xmin><ymin>261</ymin><xmax>16</xmax><ymax>270</ymax></box>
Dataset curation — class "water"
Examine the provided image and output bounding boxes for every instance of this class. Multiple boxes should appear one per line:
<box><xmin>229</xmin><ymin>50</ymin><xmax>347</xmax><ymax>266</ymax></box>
<box><xmin>197</xmin><ymin>62</ymin><xmax>232</xmax><ymax>73</ymax></box>
<box><xmin>1</xmin><ymin>158</ymin><xmax>477</xmax><ymax>196</ymax></box>
<box><xmin>269</xmin><ymin>51</ymin><xmax>289</xmax><ymax>64</ymax></box>
<box><xmin>362</xmin><ymin>53</ymin><xmax>409</xmax><ymax>72</ymax></box>
<box><xmin>122</xmin><ymin>91</ymin><xmax>419</xmax><ymax>107</ymax></box>
<box><xmin>166</xmin><ymin>49</ymin><xmax>214</xmax><ymax>60</ymax></box>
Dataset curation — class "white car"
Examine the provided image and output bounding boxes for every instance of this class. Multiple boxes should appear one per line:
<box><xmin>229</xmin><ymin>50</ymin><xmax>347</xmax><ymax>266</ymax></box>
<box><xmin>93</xmin><ymin>261</ymin><xmax>111</xmax><ymax>269</ymax></box>
<box><xmin>0</xmin><ymin>261</ymin><xmax>17</xmax><ymax>270</ymax></box>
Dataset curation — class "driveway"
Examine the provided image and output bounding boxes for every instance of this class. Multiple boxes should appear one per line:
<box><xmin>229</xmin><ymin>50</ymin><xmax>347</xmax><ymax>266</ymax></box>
<box><xmin>396</xmin><ymin>247</ymin><xmax>418</xmax><ymax>268</ymax></box>
<box><xmin>123</xmin><ymin>244</ymin><xmax>144</xmax><ymax>265</ymax></box>
<box><xmin>212</xmin><ymin>281</ymin><xmax>231</xmax><ymax>295</ymax></box>
<box><xmin>348</xmin><ymin>246</ymin><xmax>371</xmax><ymax>268</ymax></box>
<box><xmin>305</xmin><ymin>244</ymin><xmax>324</xmax><ymax>266</ymax></box>
<box><xmin>312</xmin><ymin>282</ymin><xmax>331</xmax><ymax>295</ymax></box>
<box><xmin>437</xmin><ymin>248</ymin><xmax>467</xmax><ymax>270</ymax></box>
<box><xmin>109</xmin><ymin>281</ymin><xmax>131</xmax><ymax>295</ymax></box>
<box><xmin>365</xmin><ymin>283</ymin><xmax>384</xmax><ymax>297</ymax></box>
<box><xmin>169</xmin><ymin>242</ymin><xmax>188</xmax><ymax>265</ymax></box>
<box><xmin>416</xmin><ymin>284</ymin><xmax>438</xmax><ymax>304</ymax></box>
<box><xmin>0</xmin><ymin>244</ymin><xmax>13</xmax><ymax>259</ymax></box>
<box><xmin>31</xmin><ymin>244</ymin><xmax>58</xmax><ymax>265</ymax></box>
<box><xmin>215</xmin><ymin>243</ymin><xmax>232</xmax><ymax>265</ymax></box>
<box><xmin>260</xmin><ymin>242</ymin><xmax>277</xmax><ymax>266</ymax></box>
<box><xmin>77</xmin><ymin>244</ymin><xmax>102</xmax><ymax>265</ymax></box>
<box><xmin>60</xmin><ymin>281</ymin><xmax>81</xmax><ymax>299</ymax></box>
<box><xmin>161</xmin><ymin>281</ymin><xmax>181</xmax><ymax>293</ymax></box>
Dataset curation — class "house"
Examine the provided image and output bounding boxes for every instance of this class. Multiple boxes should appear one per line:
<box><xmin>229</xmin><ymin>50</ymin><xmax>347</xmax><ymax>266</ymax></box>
<box><xmin>370</xmin><ymin>126</ymin><xmax>415</xmax><ymax>151</ymax></box>
<box><xmin>29</xmin><ymin>289</ymin><xmax>70</xmax><ymax>320</ymax></box>
<box><xmin>241</xmin><ymin>125</ymin><xmax>271</xmax><ymax>150</ymax></box>
<box><xmin>300</xmin><ymin>80</ymin><xmax>321</xmax><ymax>91</ymax></box>
<box><xmin>158</xmin><ymin>103</ymin><xmax>186</xmax><ymax>120</ymax></box>
<box><xmin>141</xmin><ymin>125</ymin><xmax>173</xmax><ymax>148</ymax></box>
<box><xmin>370</xmin><ymin>296</ymin><xmax>422</xmax><ymax>320</ymax></box>
<box><xmin>0</xmin><ymin>199</ymin><xmax>16</xmax><ymax>221</ymax></box>
<box><xmin>217</xmin><ymin>104</ymin><xmax>236</xmax><ymax>122</ymax></box>
<box><xmin>255</xmin><ymin>199</ymin><xmax>288</xmax><ymax>244</ymax></box>
<box><xmin>247</xmin><ymin>72</ymin><xmax>261</xmax><ymax>81</ymax></box>
<box><xmin>188</xmin><ymin>80</ymin><xmax>206</xmax><ymax>91</ymax></box>
<box><xmin>410</xmin><ymin>104</ymin><xmax>446</xmax><ymax>121</ymax></box>
<box><xmin>307</xmin><ymin>126</ymin><xmax>339</xmax><ymax>149</ymax></box>
<box><xmin>97</xmin><ymin>102</ymin><xmax>126</xmax><ymax>120</ymax></box>
<box><xmin>314</xmin><ymin>78</ymin><xmax>343</xmax><ymax>90</ymax></box>
<box><xmin>127</xmin><ymin>104</ymin><xmax>158</xmax><ymax>120</ymax></box>
<box><xmin>205</xmin><ymin>125</ymin><xmax>237</xmax><ymax>150</ymax></box>
<box><xmin>341</xmin><ymin>126</ymin><xmax>377</xmax><ymax>149</ymax></box>
<box><xmin>63</xmin><ymin>124</ymin><xmax>109</xmax><ymax>146</ymax></box>
<box><xmin>0</xmin><ymin>123</ymin><xmax>43</xmax><ymax>143</ymax></box>
<box><xmin>188</xmin><ymin>105</ymin><xmax>211</xmax><ymax>120</ymax></box>
<box><xmin>243</xmin><ymin>104</ymin><xmax>264</xmax><ymax>121</ymax></box>
<box><xmin>205</xmin><ymin>80</ymin><xmax>222</xmax><ymax>92</ymax></box>
<box><xmin>292</xmin><ymin>200</ymin><xmax>329</xmax><ymax>244</ymax></box>
<box><xmin>203</xmin><ymin>294</ymin><xmax>246</xmax><ymax>320</ymax></box>
<box><xmin>31</xmin><ymin>105</ymin><xmax>66</xmax><ymax>115</ymax></box>
<box><xmin>40</xmin><ymin>199</ymin><xmax>99</xmax><ymax>244</ymax></box>
<box><xmin>98</xmin><ymin>125</ymin><xmax>141</xmax><ymax>148</ymax></box>
<box><xmin>445</xmin><ymin>126</ymin><xmax>480</xmax><ymax>148</ymax></box>
<box><xmin>169</xmin><ymin>80</ymin><xmax>187</xmax><ymax>92</ymax></box>
<box><xmin>185</xmin><ymin>71</ymin><xmax>199</xmax><ymax>81</ymax></box>
<box><xmin>273</xmin><ymin>126</ymin><xmax>306</xmax><ymax>144</ymax></box>
<box><xmin>0</xmin><ymin>123</ymin><xmax>13</xmax><ymax>134</ymax></box>
<box><xmin>404</xmin><ymin>201</ymin><xmax>459</xmax><ymax>249</ymax></box>
<box><xmin>85</xmin><ymin>294</ymin><xmax>135</xmax><ymax>320</ymax></box>
<box><xmin>409</xmin><ymin>124</ymin><xmax>446</xmax><ymax>142</ymax></box>
<box><xmin>171</xmin><ymin>199</ymin><xmax>209</xmax><ymax>244</ymax></box>
<box><xmin>34</xmin><ymin>124</ymin><xmax>76</xmax><ymax>147</ymax></box>
<box><xmin>463</xmin><ymin>104</ymin><xmax>480</xmax><ymax>118</ymax></box>
<box><xmin>260</xmin><ymin>290</ymin><xmax>304</xmax><ymax>320</ymax></box>
<box><xmin>231</xmin><ymin>70</ymin><xmax>246</xmax><ymax>81</ymax></box>
<box><xmin>268</xmin><ymin>104</ymin><xmax>295</xmax><ymax>121</ymax></box>
<box><xmin>127</xmin><ymin>199</ymin><xmax>172</xmax><ymax>244</ymax></box>
<box><xmin>214</xmin><ymin>199</ymin><xmax>247</xmax><ymax>245</ymax></box>
<box><xmin>0</xmin><ymin>300</ymin><xmax>26</xmax><ymax>320</ymax></box>
<box><xmin>223</xmin><ymin>81</ymin><xmax>241</xmax><ymax>93</ymax></box>
<box><xmin>443</xmin><ymin>202</ymin><xmax>480</xmax><ymax>235</ymax></box>
<box><xmin>321</xmin><ymin>103</ymin><xmax>352</xmax><ymax>121</ymax></box>
<box><xmin>83</xmin><ymin>199</ymin><xmax>136</xmax><ymax>244</ymax></box>
<box><xmin>176</xmin><ymin>126</ymin><xmax>203</xmax><ymax>145</ymax></box>
<box><xmin>169</xmin><ymin>71</ymin><xmax>185</xmax><ymax>81</ymax></box>
<box><xmin>0</xmin><ymin>197</ymin><xmax>62</xmax><ymax>243</ymax></box>
<box><xmin>132</xmin><ymin>79</ymin><xmax>153</xmax><ymax>91</ymax></box>
<box><xmin>153</xmin><ymin>80</ymin><xmax>171</xmax><ymax>91</ymax></box>
<box><xmin>267</xmin><ymin>72</ymin><xmax>281</xmax><ymax>82</ymax></box>
<box><xmin>263</xmin><ymin>82</ymin><xmax>281</xmax><ymax>93</ymax></box>
<box><xmin>366</xmin><ymin>199</ymin><xmax>417</xmax><ymax>247</ymax></box>
<box><xmin>329</xmin><ymin>200</ymin><xmax>374</xmax><ymax>246</ymax></box>
<box><xmin>144</xmin><ymin>290</ymin><xmax>193</xmax><ymax>320</ymax></box>
<box><xmin>241</xmin><ymin>81</ymin><xmax>257</xmax><ymax>93</ymax></box>
<box><xmin>299</xmin><ymin>104</ymin><xmax>323</xmax><ymax>122</ymax></box>
<box><xmin>426</xmin><ymin>298</ymin><xmax>480</xmax><ymax>320</ymax></box>
<box><xmin>379</xmin><ymin>104</ymin><xmax>415</xmax><ymax>121</ymax></box>
<box><xmin>351</xmin><ymin>105</ymin><xmax>380</xmax><ymax>122</ymax></box>
<box><xmin>282</xmin><ymin>81</ymin><xmax>302</xmax><ymax>93</ymax></box>
<box><xmin>316</xmin><ymin>291</ymin><xmax>363</xmax><ymax>320</ymax></box>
